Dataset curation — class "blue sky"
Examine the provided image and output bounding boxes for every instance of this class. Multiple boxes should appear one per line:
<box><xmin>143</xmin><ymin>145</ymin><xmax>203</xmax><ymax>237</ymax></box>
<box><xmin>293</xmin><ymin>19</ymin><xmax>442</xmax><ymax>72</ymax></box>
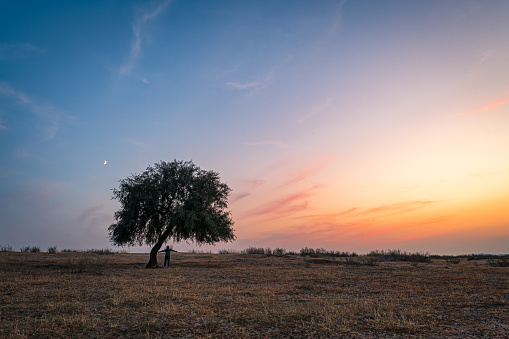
<box><xmin>1</xmin><ymin>0</ymin><xmax>508</xmax><ymax>253</ymax></box>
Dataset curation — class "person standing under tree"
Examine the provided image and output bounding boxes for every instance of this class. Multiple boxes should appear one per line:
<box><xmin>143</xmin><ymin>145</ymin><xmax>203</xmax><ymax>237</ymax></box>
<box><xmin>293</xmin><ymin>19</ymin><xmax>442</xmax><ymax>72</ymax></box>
<box><xmin>158</xmin><ymin>246</ymin><xmax>178</xmax><ymax>268</ymax></box>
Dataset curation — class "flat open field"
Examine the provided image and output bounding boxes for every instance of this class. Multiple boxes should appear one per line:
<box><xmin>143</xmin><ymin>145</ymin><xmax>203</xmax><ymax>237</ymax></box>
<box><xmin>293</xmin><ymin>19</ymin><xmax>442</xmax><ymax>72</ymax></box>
<box><xmin>1</xmin><ymin>252</ymin><xmax>508</xmax><ymax>338</ymax></box>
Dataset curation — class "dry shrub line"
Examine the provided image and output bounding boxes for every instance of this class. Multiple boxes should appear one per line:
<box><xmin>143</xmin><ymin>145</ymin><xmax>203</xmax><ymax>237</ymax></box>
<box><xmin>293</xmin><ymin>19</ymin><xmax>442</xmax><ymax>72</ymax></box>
<box><xmin>61</xmin><ymin>248</ymin><xmax>127</xmax><ymax>254</ymax></box>
<box><xmin>66</xmin><ymin>253</ymin><xmax>108</xmax><ymax>274</ymax></box>
<box><xmin>20</xmin><ymin>246</ymin><xmax>40</xmax><ymax>253</ymax></box>
<box><xmin>367</xmin><ymin>249</ymin><xmax>432</xmax><ymax>263</ymax></box>
<box><xmin>487</xmin><ymin>257</ymin><xmax>509</xmax><ymax>267</ymax></box>
<box><xmin>300</xmin><ymin>247</ymin><xmax>358</xmax><ymax>258</ymax></box>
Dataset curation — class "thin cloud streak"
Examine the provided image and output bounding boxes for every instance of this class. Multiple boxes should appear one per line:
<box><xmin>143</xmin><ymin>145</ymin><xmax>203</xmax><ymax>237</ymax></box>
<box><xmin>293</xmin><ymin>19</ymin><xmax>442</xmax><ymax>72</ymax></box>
<box><xmin>294</xmin><ymin>208</ymin><xmax>358</xmax><ymax>221</ymax></box>
<box><xmin>0</xmin><ymin>81</ymin><xmax>70</xmax><ymax>139</ymax></box>
<box><xmin>297</xmin><ymin>95</ymin><xmax>335</xmax><ymax>123</ymax></box>
<box><xmin>0</xmin><ymin>43</ymin><xmax>46</xmax><ymax>60</ymax></box>
<box><xmin>244</xmin><ymin>185</ymin><xmax>325</xmax><ymax>219</ymax></box>
<box><xmin>119</xmin><ymin>0</ymin><xmax>171</xmax><ymax>76</ymax></box>
<box><xmin>278</xmin><ymin>157</ymin><xmax>332</xmax><ymax>188</ymax></box>
<box><xmin>245</xmin><ymin>140</ymin><xmax>287</xmax><ymax>148</ymax></box>
<box><xmin>227</xmin><ymin>81</ymin><xmax>262</xmax><ymax>90</ymax></box>
<box><xmin>226</xmin><ymin>72</ymin><xmax>274</xmax><ymax>92</ymax></box>
<box><xmin>230</xmin><ymin>192</ymin><xmax>250</xmax><ymax>203</ymax></box>
<box><xmin>355</xmin><ymin>201</ymin><xmax>436</xmax><ymax>218</ymax></box>
<box><xmin>456</xmin><ymin>96</ymin><xmax>509</xmax><ymax>116</ymax></box>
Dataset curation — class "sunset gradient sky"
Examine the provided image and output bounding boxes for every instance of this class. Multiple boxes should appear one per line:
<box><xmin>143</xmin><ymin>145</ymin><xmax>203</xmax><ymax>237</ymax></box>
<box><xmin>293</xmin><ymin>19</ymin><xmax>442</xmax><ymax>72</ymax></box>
<box><xmin>1</xmin><ymin>0</ymin><xmax>508</xmax><ymax>254</ymax></box>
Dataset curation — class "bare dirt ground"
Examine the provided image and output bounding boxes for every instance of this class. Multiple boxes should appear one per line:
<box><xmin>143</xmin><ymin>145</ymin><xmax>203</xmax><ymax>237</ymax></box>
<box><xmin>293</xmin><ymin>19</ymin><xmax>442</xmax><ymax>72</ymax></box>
<box><xmin>1</xmin><ymin>252</ymin><xmax>508</xmax><ymax>338</ymax></box>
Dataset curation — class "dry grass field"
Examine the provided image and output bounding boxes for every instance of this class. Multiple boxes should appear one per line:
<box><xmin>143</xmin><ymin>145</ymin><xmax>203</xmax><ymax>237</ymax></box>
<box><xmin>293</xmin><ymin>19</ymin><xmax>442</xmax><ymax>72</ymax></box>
<box><xmin>1</xmin><ymin>251</ymin><xmax>508</xmax><ymax>338</ymax></box>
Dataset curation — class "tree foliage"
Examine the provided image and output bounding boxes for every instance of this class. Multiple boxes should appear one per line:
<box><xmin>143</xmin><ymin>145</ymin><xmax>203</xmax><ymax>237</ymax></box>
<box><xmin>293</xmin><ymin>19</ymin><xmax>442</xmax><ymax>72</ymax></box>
<box><xmin>108</xmin><ymin>160</ymin><xmax>235</xmax><ymax>266</ymax></box>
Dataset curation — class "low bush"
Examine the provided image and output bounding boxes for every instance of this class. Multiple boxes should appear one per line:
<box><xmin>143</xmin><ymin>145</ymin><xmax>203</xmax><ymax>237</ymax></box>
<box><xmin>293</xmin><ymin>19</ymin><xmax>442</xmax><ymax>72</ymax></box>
<box><xmin>218</xmin><ymin>249</ymin><xmax>238</xmax><ymax>254</ymax></box>
<box><xmin>85</xmin><ymin>248</ymin><xmax>127</xmax><ymax>255</ymax></box>
<box><xmin>0</xmin><ymin>245</ymin><xmax>13</xmax><ymax>252</ymax></box>
<box><xmin>368</xmin><ymin>249</ymin><xmax>431</xmax><ymax>263</ymax></box>
<box><xmin>487</xmin><ymin>258</ymin><xmax>509</xmax><ymax>267</ymax></box>
<box><xmin>86</xmin><ymin>248</ymin><xmax>115</xmax><ymax>255</ymax></box>
<box><xmin>272</xmin><ymin>248</ymin><xmax>286</xmax><ymax>256</ymax></box>
<box><xmin>47</xmin><ymin>246</ymin><xmax>57</xmax><ymax>254</ymax></box>
<box><xmin>20</xmin><ymin>246</ymin><xmax>41</xmax><ymax>253</ymax></box>
<box><xmin>241</xmin><ymin>247</ymin><xmax>268</xmax><ymax>255</ymax></box>
<box><xmin>300</xmin><ymin>247</ymin><xmax>358</xmax><ymax>258</ymax></box>
<box><xmin>345</xmin><ymin>257</ymin><xmax>380</xmax><ymax>266</ymax></box>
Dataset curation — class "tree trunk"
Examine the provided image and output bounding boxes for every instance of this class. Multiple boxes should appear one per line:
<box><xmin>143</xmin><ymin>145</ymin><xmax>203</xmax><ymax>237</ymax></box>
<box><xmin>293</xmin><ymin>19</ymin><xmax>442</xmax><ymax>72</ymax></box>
<box><xmin>146</xmin><ymin>244</ymin><xmax>162</xmax><ymax>268</ymax></box>
<box><xmin>146</xmin><ymin>228</ymin><xmax>173</xmax><ymax>268</ymax></box>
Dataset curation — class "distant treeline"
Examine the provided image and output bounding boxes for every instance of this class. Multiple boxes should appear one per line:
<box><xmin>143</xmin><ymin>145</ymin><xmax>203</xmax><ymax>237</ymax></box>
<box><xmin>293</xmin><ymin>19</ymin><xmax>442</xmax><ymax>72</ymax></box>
<box><xmin>2</xmin><ymin>244</ymin><xmax>508</xmax><ymax>262</ymax></box>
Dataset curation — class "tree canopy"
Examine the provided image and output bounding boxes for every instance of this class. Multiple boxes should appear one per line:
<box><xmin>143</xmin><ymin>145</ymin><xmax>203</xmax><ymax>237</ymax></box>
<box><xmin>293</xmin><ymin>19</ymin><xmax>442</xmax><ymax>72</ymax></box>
<box><xmin>109</xmin><ymin>160</ymin><xmax>235</xmax><ymax>267</ymax></box>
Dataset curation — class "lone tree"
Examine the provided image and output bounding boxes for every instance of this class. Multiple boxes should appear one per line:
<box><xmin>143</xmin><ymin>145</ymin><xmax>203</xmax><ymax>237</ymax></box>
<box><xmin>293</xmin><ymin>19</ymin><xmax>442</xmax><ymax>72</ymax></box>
<box><xmin>109</xmin><ymin>160</ymin><xmax>235</xmax><ymax>268</ymax></box>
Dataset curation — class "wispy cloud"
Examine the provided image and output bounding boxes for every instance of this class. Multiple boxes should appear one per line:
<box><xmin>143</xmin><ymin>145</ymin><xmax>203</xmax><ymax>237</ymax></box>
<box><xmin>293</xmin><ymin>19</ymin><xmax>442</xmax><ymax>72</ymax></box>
<box><xmin>356</xmin><ymin>215</ymin><xmax>453</xmax><ymax>239</ymax></box>
<box><xmin>0</xmin><ymin>81</ymin><xmax>71</xmax><ymax>139</ymax></box>
<box><xmin>245</xmin><ymin>140</ymin><xmax>287</xmax><ymax>148</ymax></box>
<box><xmin>325</xmin><ymin>0</ymin><xmax>346</xmax><ymax>38</ymax></box>
<box><xmin>230</xmin><ymin>192</ymin><xmax>250</xmax><ymax>203</ymax></box>
<box><xmin>77</xmin><ymin>204</ymin><xmax>113</xmax><ymax>232</ymax></box>
<box><xmin>391</xmin><ymin>230</ymin><xmax>447</xmax><ymax>243</ymax></box>
<box><xmin>356</xmin><ymin>200</ymin><xmax>435</xmax><ymax>218</ymax></box>
<box><xmin>6</xmin><ymin>180</ymin><xmax>72</xmax><ymax>203</ymax></box>
<box><xmin>227</xmin><ymin>80</ymin><xmax>263</xmax><ymax>90</ymax></box>
<box><xmin>123</xmin><ymin>138</ymin><xmax>150</xmax><ymax>150</ymax></box>
<box><xmin>238</xmin><ymin>179</ymin><xmax>266</xmax><ymax>188</ymax></box>
<box><xmin>244</xmin><ymin>185</ymin><xmax>325</xmax><ymax>219</ymax></box>
<box><xmin>227</xmin><ymin>72</ymin><xmax>274</xmax><ymax>91</ymax></box>
<box><xmin>294</xmin><ymin>208</ymin><xmax>358</xmax><ymax>222</ymax></box>
<box><xmin>278</xmin><ymin>156</ymin><xmax>332</xmax><ymax>188</ymax></box>
<box><xmin>456</xmin><ymin>96</ymin><xmax>509</xmax><ymax>116</ymax></box>
<box><xmin>119</xmin><ymin>0</ymin><xmax>171</xmax><ymax>76</ymax></box>
<box><xmin>0</xmin><ymin>118</ymin><xmax>7</xmax><ymax>130</ymax></box>
<box><xmin>480</xmin><ymin>50</ymin><xmax>494</xmax><ymax>63</ymax></box>
<box><xmin>297</xmin><ymin>96</ymin><xmax>336</xmax><ymax>123</ymax></box>
<box><xmin>0</xmin><ymin>43</ymin><xmax>46</xmax><ymax>60</ymax></box>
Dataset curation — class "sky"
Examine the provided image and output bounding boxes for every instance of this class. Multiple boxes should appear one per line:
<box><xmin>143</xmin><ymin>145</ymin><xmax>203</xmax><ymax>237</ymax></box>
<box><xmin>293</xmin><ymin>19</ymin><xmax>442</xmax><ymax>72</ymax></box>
<box><xmin>1</xmin><ymin>0</ymin><xmax>508</xmax><ymax>255</ymax></box>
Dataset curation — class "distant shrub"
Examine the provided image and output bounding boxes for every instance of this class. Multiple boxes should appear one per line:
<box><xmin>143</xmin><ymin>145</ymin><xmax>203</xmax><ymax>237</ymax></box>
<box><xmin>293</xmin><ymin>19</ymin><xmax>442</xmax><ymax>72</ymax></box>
<box><xmin>86</xmin><ymin>248</ymin><xmax>125</xmax><ymax>255</ymax></box>
<box><xmin>0</xmin><ymin>245</ymin><xmax>13</xmax><ymax>252</ymax></box>
<box><xmin>20</xmin><ymin>246</ymin><xmax>41</xmax><ymax>253</ymax></box>
<box><xmin>487</xmin><ymin>258</ymin><xmax>509</xmax><ymax>267</ymax></box>
<box><xmin>61</xmin><ymin>249</ymin><xmax>79</xmax><ymax>252</ymax></box>
<box><xmin>408</xmin><ymin>252</ymin><xmax>432</xmax><ymax>263</ymax></box>
<box><xmin>300</xmin><ymin>247</ymin><xmax>357</xmax><ymax>258</ymax></box>
<box><xmin>47</xmin><ymin>246</ymin><xmax>57</xmax><ymax>254</ymax></box>
<box><xmin>272</xmin><ymin>248</ymin><xmax>286</xmax><ymax>256</ymax></box>
<box><xmin>218</xmin><ymin>249</ymin><xmax>238</xmax><ymax>254</ymax></box>
<box><xmin>345</xmin><ymin>257</ymin><xmax>380</xmax><ymax>266</ymax></box>
<box><xmin>368</xmin><ymin>249</ymin><xmax>431</xmax><ymax>263</ymax></box>
<box><xmin>300</xmin><ymin>247</ymin><xmax>316</xmax><ymax>257</ymax></box>
<box><xmin>241</xmin><ymin>247</ymin><xmax>267</xmax><ymax>255</ymax></box>
<box><xmin>466</xmin><ymin>254</ymin><xmax>506</xmax><ymax>261</ymax></box>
